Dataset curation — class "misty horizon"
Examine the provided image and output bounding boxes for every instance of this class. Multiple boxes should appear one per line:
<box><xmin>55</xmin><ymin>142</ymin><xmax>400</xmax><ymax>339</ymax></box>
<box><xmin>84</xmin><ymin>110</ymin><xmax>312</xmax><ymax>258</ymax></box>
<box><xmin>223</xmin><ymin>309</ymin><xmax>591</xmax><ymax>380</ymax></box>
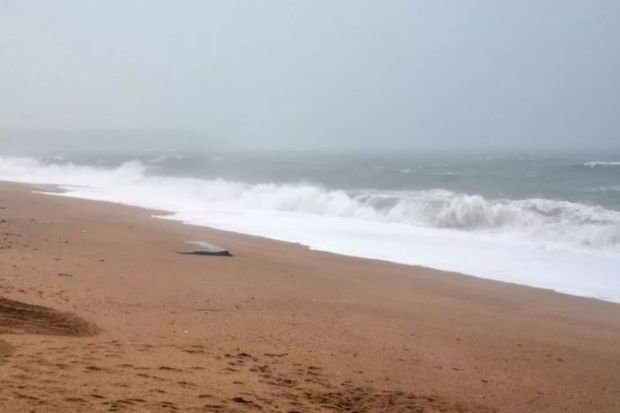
<box><xmin>2</xmin><ymin>128</ymin><xmax>620</xmax><ymax>157</ymax></box>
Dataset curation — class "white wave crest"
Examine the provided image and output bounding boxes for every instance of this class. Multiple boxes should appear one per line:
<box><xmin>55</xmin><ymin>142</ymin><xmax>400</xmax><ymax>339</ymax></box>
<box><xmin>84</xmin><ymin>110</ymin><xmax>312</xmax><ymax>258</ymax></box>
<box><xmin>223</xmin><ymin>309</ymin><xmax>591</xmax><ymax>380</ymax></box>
<box><xmin>148</xmin><ymin>154</ymin><xmax>186</xmax><ymax>163</ymax></box>
<box><xmin>583</xmin><ymin>161</ymin><xmax>620</xmax><ymax>168</ymax></box>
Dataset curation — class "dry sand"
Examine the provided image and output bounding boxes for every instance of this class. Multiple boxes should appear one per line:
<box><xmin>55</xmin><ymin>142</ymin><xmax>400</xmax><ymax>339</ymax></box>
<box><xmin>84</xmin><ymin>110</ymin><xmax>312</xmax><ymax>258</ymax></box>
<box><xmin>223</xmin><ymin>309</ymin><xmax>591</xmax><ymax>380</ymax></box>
<box><xmin>1</xmin><ymin>182</ymin><xmax>619</xmax><ymax>412</ymax></box>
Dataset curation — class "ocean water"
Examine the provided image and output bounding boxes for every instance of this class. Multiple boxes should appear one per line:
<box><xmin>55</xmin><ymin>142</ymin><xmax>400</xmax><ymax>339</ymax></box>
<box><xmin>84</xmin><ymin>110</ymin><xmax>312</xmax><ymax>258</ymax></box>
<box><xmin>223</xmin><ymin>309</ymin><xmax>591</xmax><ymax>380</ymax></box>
<box><xmin>1</xmin><ymin>151</ymin><xmax>619</xmax><ymax>302</ymax></box>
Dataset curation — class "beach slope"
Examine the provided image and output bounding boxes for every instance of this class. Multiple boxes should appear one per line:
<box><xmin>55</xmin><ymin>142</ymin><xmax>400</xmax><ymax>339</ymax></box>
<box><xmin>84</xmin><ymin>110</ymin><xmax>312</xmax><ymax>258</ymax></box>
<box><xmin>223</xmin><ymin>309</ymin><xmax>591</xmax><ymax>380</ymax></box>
<box><xmin>1</xmin><ymin>183</ymin><xmax>619</xmax><ymax>412</ymax></box>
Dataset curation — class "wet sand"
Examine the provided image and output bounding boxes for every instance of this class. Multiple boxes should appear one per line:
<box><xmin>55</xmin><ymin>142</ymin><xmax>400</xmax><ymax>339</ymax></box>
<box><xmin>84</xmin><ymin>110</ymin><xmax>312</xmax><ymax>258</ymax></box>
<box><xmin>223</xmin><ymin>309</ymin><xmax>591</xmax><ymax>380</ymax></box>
<box><xmin>1</xmin><ymin>182</ymin><xmax>619</xmax><ymax>412</ymax></box>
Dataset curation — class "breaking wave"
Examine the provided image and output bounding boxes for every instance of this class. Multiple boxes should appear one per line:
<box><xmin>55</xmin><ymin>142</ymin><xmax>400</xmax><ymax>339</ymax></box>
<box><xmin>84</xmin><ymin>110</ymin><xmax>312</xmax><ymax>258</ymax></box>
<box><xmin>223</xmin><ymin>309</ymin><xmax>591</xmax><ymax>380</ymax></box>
<box><xmin>1</xmin><ymin>155</ymin><xmax>618</xmax><ymax>252</ymax></box>
<box><xmin>3</xmin><ymin>154</ymin><xmax>620</xmax><ymax>302</ymax></box>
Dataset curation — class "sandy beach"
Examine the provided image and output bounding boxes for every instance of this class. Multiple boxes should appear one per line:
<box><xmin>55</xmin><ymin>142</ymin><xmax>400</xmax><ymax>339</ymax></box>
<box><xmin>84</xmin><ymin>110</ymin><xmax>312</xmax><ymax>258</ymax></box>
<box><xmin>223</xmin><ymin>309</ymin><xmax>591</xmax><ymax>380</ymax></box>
<box><xmin>1</xmin><ymin>182</ymin><xmax>619</xmax><ymax>412</ymax></box>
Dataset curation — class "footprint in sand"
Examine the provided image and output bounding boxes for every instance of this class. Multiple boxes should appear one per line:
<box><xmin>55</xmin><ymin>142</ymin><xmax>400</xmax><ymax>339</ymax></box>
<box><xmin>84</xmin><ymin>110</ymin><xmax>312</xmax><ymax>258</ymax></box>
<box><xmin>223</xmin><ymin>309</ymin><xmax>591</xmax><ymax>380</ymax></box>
<box><xmin>0</xmin><ymin>339</ymin><xmax>14</xmax><ymax>359</ymax></box>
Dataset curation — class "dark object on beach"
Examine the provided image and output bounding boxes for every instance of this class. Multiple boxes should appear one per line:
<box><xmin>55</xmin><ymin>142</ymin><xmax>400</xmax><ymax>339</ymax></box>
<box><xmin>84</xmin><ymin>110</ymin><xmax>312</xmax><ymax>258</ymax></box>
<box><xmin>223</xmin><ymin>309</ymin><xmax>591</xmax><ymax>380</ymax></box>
<box><xmin>178</xmin><ymin>250</ymin><xmax>232</xmax><ymax>257</ymax></box>
<box><xmin>177</xmin><ymin>241</ymin><xmax>232</xmax><ymax>257</ymax></box>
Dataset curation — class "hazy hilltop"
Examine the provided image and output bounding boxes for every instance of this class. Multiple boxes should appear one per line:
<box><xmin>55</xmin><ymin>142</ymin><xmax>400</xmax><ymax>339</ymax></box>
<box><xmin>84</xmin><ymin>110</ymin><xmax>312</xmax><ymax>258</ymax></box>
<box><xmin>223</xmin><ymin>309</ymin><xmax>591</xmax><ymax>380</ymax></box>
<box><xmin>0</xmin><ymin>129</ymin><xmax>224</xmax><ymax>156</ymax></box>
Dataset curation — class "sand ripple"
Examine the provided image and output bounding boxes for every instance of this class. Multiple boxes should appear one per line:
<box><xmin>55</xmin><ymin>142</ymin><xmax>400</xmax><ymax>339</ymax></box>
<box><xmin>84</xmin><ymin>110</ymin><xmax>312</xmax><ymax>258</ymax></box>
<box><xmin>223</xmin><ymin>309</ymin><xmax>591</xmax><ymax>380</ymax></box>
<box><xmin>0</xmin><ymin>297</ymin><xmax>98</xmax><ymax>336</ymax></box>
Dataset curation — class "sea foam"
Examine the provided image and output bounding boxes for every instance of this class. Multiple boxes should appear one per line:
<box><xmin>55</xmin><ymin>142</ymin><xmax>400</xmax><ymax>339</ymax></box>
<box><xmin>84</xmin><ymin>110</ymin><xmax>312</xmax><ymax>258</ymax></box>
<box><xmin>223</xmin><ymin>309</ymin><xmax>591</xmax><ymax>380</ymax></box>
<box><xmin>1</xmin><ymin>155</ymin><xmax>619</xmax><ymax>302</ymax></box>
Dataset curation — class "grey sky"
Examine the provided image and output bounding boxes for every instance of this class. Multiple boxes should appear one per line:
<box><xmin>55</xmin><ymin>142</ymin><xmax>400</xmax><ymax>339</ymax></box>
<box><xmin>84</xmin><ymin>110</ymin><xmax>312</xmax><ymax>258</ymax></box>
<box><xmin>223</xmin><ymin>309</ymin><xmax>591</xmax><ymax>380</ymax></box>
<box><xmin>1</xmin><ymin>0</ymin><xmax>619</xmax><ymax>152</ymax></box>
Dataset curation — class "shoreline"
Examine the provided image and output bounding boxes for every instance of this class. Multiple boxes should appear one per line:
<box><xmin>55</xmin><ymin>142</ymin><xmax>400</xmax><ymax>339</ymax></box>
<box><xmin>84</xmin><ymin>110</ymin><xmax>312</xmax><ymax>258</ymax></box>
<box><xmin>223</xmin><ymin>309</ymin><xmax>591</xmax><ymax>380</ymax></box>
<box><xmin>17</xmin><ymin>181</ymin><xmax>620</xmax><ymax>304</ymax></box>
<box><xmin>1</xmin><ymin>182</ymin><xmax>620</xmax><ymax>412</ymax></box>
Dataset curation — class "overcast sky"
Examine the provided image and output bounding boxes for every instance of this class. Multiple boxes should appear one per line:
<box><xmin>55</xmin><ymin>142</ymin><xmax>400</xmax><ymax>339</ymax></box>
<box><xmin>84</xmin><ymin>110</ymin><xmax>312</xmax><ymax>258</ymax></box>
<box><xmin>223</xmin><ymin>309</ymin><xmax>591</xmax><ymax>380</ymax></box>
<box><xmin>1</xmin><ymin>0</ymin><xmax>619</xmax><ymax>152</ymax></box>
